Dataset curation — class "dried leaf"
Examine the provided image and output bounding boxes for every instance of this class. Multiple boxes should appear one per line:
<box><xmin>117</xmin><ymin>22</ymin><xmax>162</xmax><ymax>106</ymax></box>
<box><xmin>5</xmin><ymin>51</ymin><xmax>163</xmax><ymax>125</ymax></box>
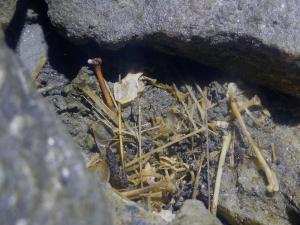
<box><xmin>113</xmin><ymin>72</ymin><xmax>144</xmax><ymax>104</ymax></box>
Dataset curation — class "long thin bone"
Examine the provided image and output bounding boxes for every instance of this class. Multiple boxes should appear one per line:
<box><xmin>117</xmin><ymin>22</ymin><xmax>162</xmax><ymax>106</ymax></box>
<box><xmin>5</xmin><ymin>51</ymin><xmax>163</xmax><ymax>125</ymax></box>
<box><xmin>211</xmin><ymin>133</ymin><xmax>232</xmax><ymax>215</ymax></box>
<box><xmin>227</xmin><ymin>84</ymin><xmax>279</xmax><ymax>193</ymax></box>
<box><xmin>121</xmin><ymin>176</ymin><xmax>176</xmax><ymax>199</ymax></box>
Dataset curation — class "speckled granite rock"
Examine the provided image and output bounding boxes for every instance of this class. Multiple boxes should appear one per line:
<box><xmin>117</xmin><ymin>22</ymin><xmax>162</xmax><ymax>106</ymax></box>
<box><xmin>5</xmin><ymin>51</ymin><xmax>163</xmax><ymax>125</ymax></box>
<box><xmin>0</xmin><ymin>31</ymin><xmax>112</xmax><ymax>225</ymax></box>
<box><xmin>0</xmin><ymin>29</ymin><xmax>171</xmax><ymax>225</ymax></box>
<box><xmin>16</xmin><ymin>10</ymin><xmax>48</xmax><ymax>75</ymax></box>
<box><xmin>0</xmin><ymin>0</ymin><xmax>18</xmax><ymax>28</ymax></box>
<box><xmin>45</xmin><ymin>0</ymin><xmax>300</xmax><ymax>96</ymax></box>
<box><xmin>217</xmin><ymin>123</ymin><xmax>300</xmax><ymax>225</ymax></box>
<box><xmin>106</xmin><ymin>189</ymin><xmax>167</xmax><ymax>225</ymax></box>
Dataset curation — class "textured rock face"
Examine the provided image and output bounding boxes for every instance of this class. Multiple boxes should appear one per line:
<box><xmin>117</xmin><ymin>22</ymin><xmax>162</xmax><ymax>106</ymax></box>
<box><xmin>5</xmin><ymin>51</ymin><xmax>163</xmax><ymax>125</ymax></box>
<box><xmin>0</xmin><ymin>0</ymin><xmax>18</xmax><ymax>28</ymax></box>
<box><xmin>0</xmin><ymin>34</ymin><xmax>112</xmax><ymax>225</ymax></box>
<box><xmin>16</xmin><ymin>21</ymin><xmax>48</xmax><ymax>75</ymax></box>
<box><xmin>107</xmin><ymin>190</ymin><xmax>167</xmax><ymax>225</ymax></box>
<box><xmin>45</xmin><ymin>0</ymin><xmax>300</xmax><ymax>96</ymax></box>
<box><xmin>172</xmin><ymin>200</ymin><xmax>223</xmax><ymax>225</ymax></box>
<box><xmin>218</xmin><ymin>125</ymin><xmax>300</xmax><ymax>225</ymax></box>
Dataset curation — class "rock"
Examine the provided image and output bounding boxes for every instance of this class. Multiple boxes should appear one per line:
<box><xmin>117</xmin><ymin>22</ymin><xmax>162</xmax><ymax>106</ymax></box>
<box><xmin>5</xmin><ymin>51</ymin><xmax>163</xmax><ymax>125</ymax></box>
<box><xmin>219</xmin><ymin>163</ymin><xmax>290</xmax><ymax>225</ymax></box>
<box><xmin>16</xmin><ymin>11</ymin><xmax>48</xmax><ymax>75</ymax></box>
<box><xmin>172</xmin><ymin>200</ymin><xmax>223</xmax><ymax>225</ymax></box>
<box><xmin>0</xmin><ymin>33</ymin><xmax>112</xmax><ymax>225</ymax></box>
<box><xmin>45</xmin><ymin>0</ymin><xmax>300</xmax><ymax>97</ymax></box>
<box><xmin>106</xmin><ymin>188</ymin><xmax>167</xmax><ymax>225</ymax></box>
<box><xmin>38</xmin><ymin>67</ymin><xmax>103</xmax><ymax>156</ymax></box>
<box><xmin>0</xmin><ymin>27</ymin><xmax>3</xmax><ymax>39</ymax></box>
<box><xmin>0</xmin><ymin>31</ymin><xmax>168</xmax><ymax>225</ymax></box>
<box><xmin>217</xmin><ymin>124</ymin><xmax>300</xmax><ymax>225</ymax></box>
<box><xmin>0</xmin><ymin>0</ymin><xmax>18</xmax><ymax>29</ymax></box>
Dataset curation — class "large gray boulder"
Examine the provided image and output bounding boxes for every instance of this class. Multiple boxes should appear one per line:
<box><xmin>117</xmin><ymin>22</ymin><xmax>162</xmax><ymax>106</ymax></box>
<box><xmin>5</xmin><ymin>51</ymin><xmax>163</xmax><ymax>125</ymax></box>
<box><xmin>0</xmin><ymin>31</ymin><xmax>112</xmax><ymax>225</ymax></box>
<box><xmin>45</xmin><ymin>0</ymin><xmax>300</xmax><ymax>96</ymax></box>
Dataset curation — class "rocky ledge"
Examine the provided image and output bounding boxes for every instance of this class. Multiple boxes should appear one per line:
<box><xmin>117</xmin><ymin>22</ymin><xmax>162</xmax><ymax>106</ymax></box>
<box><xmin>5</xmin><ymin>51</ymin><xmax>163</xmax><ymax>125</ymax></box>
<box><xmin>45</xmin><ymin>0</ymin><xmax>300</xmax><ymax>96</ymax></box>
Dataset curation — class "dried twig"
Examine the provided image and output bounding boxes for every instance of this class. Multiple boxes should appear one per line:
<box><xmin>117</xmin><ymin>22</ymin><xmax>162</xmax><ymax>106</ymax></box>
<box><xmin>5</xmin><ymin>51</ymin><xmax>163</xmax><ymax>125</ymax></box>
<box><xmin>229</xmin><ymin>130</ymin><xmax>235</xmax><ymax>168</ymax></box>
<box><xmin>32</xmin><ymin>56</ymin><xmax>47</xmax><ymax>80</ymax></box>
<box><xmin>105</xmin><ymin>79</ymin><xmax>119</xmax><ymax>111</ymax></box>
<box><xmin>125</xmin><ymin>156</ymin><xmax>151</xmax><ymax>173</ymax></box>
<box><xmin>192</xmin><ymin>152</ymin><xmax>205</xmax><ymax>199</ymax></box>
<box><xmin>205</xmin><ymin>101</ymin><xmax>211</xmax><ymax>210</ymax></box>
<box><xmin>37</xmin><ymin>84</ymin><xmax>65</xmax><ymax>94</ymax></box>
<box><xmin>173</xmin><ymin>84</ymin><xmax>198</xmax><ymax>129</ymax></box>
<box><xmin>198</xmin><ymin>86</ymin><xmax>212</xmax><ymax>210</ymax></box>
<box><xmin>126</xmin><ymin>127</ymin><xmax>207</xmax><ymax>168</ymax></box>
<box><xmin>138</xmin><ymin>97</ymin><xmax>143</xmax><ymax>187</ymax></box>
<box><xmin>186</xmin><ymin>84</ymin><xmax>205</xmax><ymax>121</ymax></box>
<box><xmin>118</xmin><ymin>101</ymin><xmax>125</xmax><ymax>175</ymax></box>
<box><xmin>81</xmin><ymin>95</ymin><xmax>114</xmax><ymax>131</ymax></box>
<box><xmin>121</xmin><ymin>175</ymin><xmax>176</xmax><ymax>200</ymax></box>
<box><xmin>271</xmin><ymin>143</ymin><xmax>277</xmax><ymax>163</ymax></box>
<box><xmin>88</xmin><ymin>58</ymin><xmax>115</xmax><ymax>111</ymax></box>
<box><xmin>211</xmin><ymin>133</ymin><xmax>232</xmax><ymax>215</ymax></box>
<box><xmin>80</xmin><ymin>87</ymin><xmax>118</xmax><ymax>126</ymax></box>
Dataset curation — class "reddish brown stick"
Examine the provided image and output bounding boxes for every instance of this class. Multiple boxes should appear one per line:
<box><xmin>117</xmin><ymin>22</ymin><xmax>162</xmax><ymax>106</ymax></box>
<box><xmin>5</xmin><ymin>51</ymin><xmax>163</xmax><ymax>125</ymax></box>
<box><xmin>88</xmin><ymin>58</ymin><xmax>115</xmax><ymax>111</ymax></box>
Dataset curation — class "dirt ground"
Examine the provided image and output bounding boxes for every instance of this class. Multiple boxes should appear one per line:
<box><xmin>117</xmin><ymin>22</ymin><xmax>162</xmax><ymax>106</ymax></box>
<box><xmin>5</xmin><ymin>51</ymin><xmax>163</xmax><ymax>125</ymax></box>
<box><xmin>36</xmin><ymin>49</ymin><xmax>300</xmax><ymax>225</ymax></box>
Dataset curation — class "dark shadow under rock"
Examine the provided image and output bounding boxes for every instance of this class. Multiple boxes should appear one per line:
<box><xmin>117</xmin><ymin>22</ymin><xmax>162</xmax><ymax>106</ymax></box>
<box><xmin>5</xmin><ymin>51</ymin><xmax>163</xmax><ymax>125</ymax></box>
<box><xmin>5</xmin><ymin>0</ymin><xmax>86</xmax><ymax>80</ymax></box>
